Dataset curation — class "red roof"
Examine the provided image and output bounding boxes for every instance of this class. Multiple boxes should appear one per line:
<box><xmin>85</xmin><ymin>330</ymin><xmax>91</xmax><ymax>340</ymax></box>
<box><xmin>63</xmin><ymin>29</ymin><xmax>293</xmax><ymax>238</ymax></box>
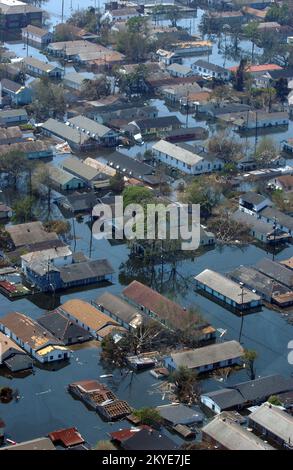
<box><xmin>0</xmin><ymin>281</ymin><xmax>17</xmax><ymax>292</ymax></box>
<box><xmin>48</xmin><ymin>427</ymin><xmax>84</xmax><ymax>447</ymax></box>
<box><xmin>229</xmin><ymin>64</ymin><xmax>283</xmax><ymax>73</ymax></box>
<box><xmin>110</xmin><ymin>425</ymin><xmax>150</xmax><ymax>443</ymax></box>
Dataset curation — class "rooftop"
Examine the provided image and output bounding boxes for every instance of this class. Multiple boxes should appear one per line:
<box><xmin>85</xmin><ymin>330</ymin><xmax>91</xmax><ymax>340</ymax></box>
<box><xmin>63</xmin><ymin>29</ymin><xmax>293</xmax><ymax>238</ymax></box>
<box><xmin>6</xmin><ymin>221</ymin><xmax>58</xmax><ymax>248</ymax></box>
<box><xmin>42</xmin><ymin>119</ymin><xmax>90</xmax><ymax>146</ymax></box>
<box><xmin>48</xmin><ymin>427</ymin><xmax>84</xmax><ymax>448</ymax></box>
<box><xmin>255</xmin><ymin>258</ymin><xmax>293</xmax><ymax>288</ymax></box>
<box><xmin>1</xmin><ymin>78</ymin><xmax>24</xmax><ymax>94</ymax></box>
<box><xmin>194</xmin><ymin>269</ymin><xmax>262</xmax><ymax>304</ymax></box>
<box><xmin>22</xmin><ymin>24</ymin><xmax>51</xmax><ymax>38</ymax></box>
<box><xmin>84</xmin><ymin>157</ymin><xmax>116</xmax><ymax>177</ymax></box>
<box><xmin>0</xmin><ymin>437</ymin><xmax>56</xmax><ymax>451</ymax></box>
<box><xmin>58</xmin><ymin>299</ymin><xmax>117</xmax><ymax>333</ymax></box>
<box><xmin>240</xmin><ymin>191</ymin><xmax>269</xmax><ymax>206</ymax></box>
<box><xmin>0</xmin><ymin>312</ymin><xmax>63</xmax><ymax>351</ymax></box>
<box><xmin>59</xmin><ymin>259</ymin><xmax>114</xmax><ymax>284</ymax></box>
<box><xmin>202</xmin><ymin>413</ymin><xmax>274</xmax><ymax>450</ymax></box>
<box><xmin>171</xmin><ymin>341</ymin><xmax>244</xmax><ymax>369</ymax></box>
<box><xmin>122</xmin><ymin>428</ymin><xmax>178</xmax><ymax>451</ymax></box>
<box><xmin>48</xmin><ymin>165</ymin><xmax>82</xmax><ymax>186</ymax></box>
<box><xmin>62</xmin><ymin>156</ymin><xmax>100</xmax><ymax>182</ymax></box>
<box><xmin>192</xmin><ymin>59</ymin><xmax>229</xmax><ymax>74</ymax></box>
<box><xmin>37</xmin><ymin>311</ymin><xmax>92</xmax><ymax>343</ymax></box>
<box><xmin>0</xmin><ymin>330</ymin><xmax>25</xmax><ymax>356</ymax></box>
<box><xmin>23</xmin><ymin>56</ymin><xmax>61</xmax><ymax>73</ymax></box>
<box><xmin>68</xmin><ymin>115</ymin><xmax>112</xmax><ymax>138</ymax></box>
<box><xmin>249</xmin><ymin>403</ymin><xmax>293</xmax><ymax>446</ymax></box>
<box><xmin>156</xmin><ymin>403</ymin><xmax>204</xmax><ymax>425</ymax></box>
<box><xmin>153</xmin><ymin>139</ymin><xmax>203</xmax><ymax>166</ymax></box>
<box><xmin>134</xmin><ymin>116</ymin><xmax>182</xmax><ymax>131</ymax></box>
<box><xmin>260</xmin><ymin>206</ymin><xmax>293</xmax><ymax>231</ymax></box>
<box><xmin>95</xmin><ymin>292</ymin><xmax>143</xmax><ymax>326</ymax></box>
<box><xmin>21</xmin><ymin>245</ymin><xmax>72</xmax><ymax>265</ymax></box>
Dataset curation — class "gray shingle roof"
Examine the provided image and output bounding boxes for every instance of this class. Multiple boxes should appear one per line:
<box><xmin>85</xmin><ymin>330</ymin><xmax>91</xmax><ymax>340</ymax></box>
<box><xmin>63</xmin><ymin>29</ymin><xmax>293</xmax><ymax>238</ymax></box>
<box><xmin>249</xmin><ymin>403</ymin><xmax>293</xmax><ymax>446</ymax></box>
<box><xmin>240</xmin><ymin>192</ymin><xmax>268</xmax><ymax>206</ymax></box>
<box><xmin>68</xmin><ymin>115</ymin><xmax>112</xmax><ymax>138</ymax></box>
<box><xmin>156</xmin><ymin>404</ymin><xmax>204</xmax><ymax>425</ymax></box>
<box><xmin>62</xmin><ymin>157</ymin><xmax>100</xmax><ymax>182</ymax></box>
<box><xmin>42</xmin><ymin>119</ymin><xmax>90</xmax><ymax>145</ymax></box>
<box><xmin>59</xmin><ymin>259</ymin><xmax>114</xmax><ymax>283</ymax></box>
<box><xmin>95</xmin><ymin>292</ymin><xmax>141</xmax><ymax>325</ymax></box>
<box><xmin>260</xmin><ymin>206</ymin><xmax>293</xmax><ymax>231</ymax></box>
<box><xmin>255</xmin><ymin>258</ymin><xmax>293</xmax><ymax>288</ymax></box>
<box><xmin>192</xmin><ymin>59</ymin><xmax>228</xmax><ymax>74</ymax></box>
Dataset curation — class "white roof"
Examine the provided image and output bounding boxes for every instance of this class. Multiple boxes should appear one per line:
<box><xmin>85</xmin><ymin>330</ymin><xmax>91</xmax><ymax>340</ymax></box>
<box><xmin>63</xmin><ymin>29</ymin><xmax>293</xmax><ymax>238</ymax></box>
<box><xmin>249</xmin><ymin>403</ymin><xmax>293</xmax><ymax>445</ymax></box>
<box><xmin>152</xmin><ymin>139</ymin><xmax>203</xmax><ymax>166</ymax></box>
<box><xmin>21</xmin><ymin>246</ymin><xmax>72</xmax><ymax>264</ymax></box>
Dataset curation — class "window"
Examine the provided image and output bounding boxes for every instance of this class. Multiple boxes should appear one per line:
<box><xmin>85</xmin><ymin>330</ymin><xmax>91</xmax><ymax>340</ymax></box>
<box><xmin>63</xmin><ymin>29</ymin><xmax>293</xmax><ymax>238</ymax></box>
<box><xmin>50</xmin><ymin>355</ymin><xmax>54</xmax><ymax>360</ymax></box>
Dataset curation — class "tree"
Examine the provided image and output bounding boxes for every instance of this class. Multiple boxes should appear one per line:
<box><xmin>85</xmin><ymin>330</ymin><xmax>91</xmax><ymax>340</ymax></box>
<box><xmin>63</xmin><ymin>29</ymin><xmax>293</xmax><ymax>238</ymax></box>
<box><xmin>266</xmin><ymin>3</ymin><xmax>291</xmax><ymax>26</ymax></box>
<box><xmin>29</xmin><ymin>78</ymin><xmax>65</xmax><ymax>120</ymax></box>
<box><xmin>44</xmin><ymin>220</ymin><xmax>71</xmax><ymax>237</ymax></box>
<box><xmin>0</xmin><ymin>151</ymin><xmax>30</xmax><ymax>189</ymax></box>
<box><xmin>273</xmin><ymin>77</ymin><xmax>289</xmax><ymax>103</ymax></box>
<box><xmin>170</xmin><ymin>366</ymin><xmax>200</xmax><ymax>403</ymax></box>
<box><xmin>32</xmin><ymin>164</ymin><xmax>53</xmax><ymax>218</ymax></box>
<box><xmin>81</xmin><ymin>77</ymin><xmax>111</xmax><ymax>101</ymax></box>
<box><xmin>109</xmin><ymin>172</ymin><xmax>125</xmax><ymax>193</ymax></box>
<box><xmin>133</xmin><ymin>407</ymin><xmax>162</xmax><ymax>426</ymax></box>
<box><xmin>67</xmin><ymin>7</ymin><xmax>102</xmax><ymax>33</ymax></box>
<box><xmin>271</xmin><ymin>189</ymin><xmax>293</xmax><ymax>213</ymax></box>
<box><xmin>267</xmin><ymin>395</ymin><xmax>282</xmax><ymax>406</ymax></box>
<box><xmin>53</xmin><ymin>23</ymin><xmax>77</xmax><ymax>42</ymax></box>
<box><xmin>182</xmin><ymin>178</ymin><xmax>221</xmax><ymax>220</ymax></box>
<box><xmin>209</xmin><ymin>209</ymin><xmax>250</xmax><ymax>243</ymax></box>
<box><xmin>234</xmin><ymin>58</ymin><xmax>247</xmax><ymax>92</ymax></box>
<box><xmin>255</xmin><ymin>136</ymin><xmax>278</xmax><ymax>163</ymax></box>
<box><xmin>12</xmin><ymin>197</ymin><xmax>35</xmax><ymax>224</ymax></box>
<box><xmin>165</xmin><ymin>5</ymin><xmax>182</xmax><ymax>28</ymax></box>
<box><xmin>208</xmin><ymin>132</ymin><xmax>245</xmax><ymax>163</ymax></box>
<box><xmin>122</xmin><ymin>186</ymin><xmax>154</xmax><ymax>208</ymax></box>
<box><xmin>243</xmin><ymin>349</ymin><xmax>258</xmax><ymax>380</ymax></box>
<box><xmin>243</xmin><ymin>21</ymin><xmax>259</xmax><ymax>62</ymax></box>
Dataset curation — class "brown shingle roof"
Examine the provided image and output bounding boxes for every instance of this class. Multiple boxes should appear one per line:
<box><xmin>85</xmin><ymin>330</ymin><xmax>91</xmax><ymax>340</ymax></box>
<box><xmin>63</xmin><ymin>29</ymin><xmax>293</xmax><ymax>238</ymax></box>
<box><xmin>58</xmin><ymin>299</ymin><xmax>118</xmax><ymax>333</ymax></box>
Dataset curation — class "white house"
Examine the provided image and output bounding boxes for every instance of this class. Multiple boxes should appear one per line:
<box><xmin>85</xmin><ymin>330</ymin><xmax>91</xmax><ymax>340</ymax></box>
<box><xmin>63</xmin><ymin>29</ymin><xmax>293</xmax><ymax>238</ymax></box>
<box><xmin>191</xmin><ymin>59</ymin><xmax>231</xmax><ymax>80</ymax></box>
<box><xmin>239</xmin><ymin>192</ymin><xmax>271</xmax><ymax>216</ymax></box>
<box><xmin>152</xmin><ymin>139</ymin><xmax>223</xmax><ymax>175</ymax></box>
<box><xmin>22</xmin><ymin>25</ymin><xmax>52</xmax><ymax>46</ymax></box>
<box><xmin>0</xmin><ymin>312</ymin><xmax>71</xmax><ymax>363</ymax></box>
<box><xmin>103</xmin><ymin>8</ymin><xmax>139</xmax><ymax>22</ymax></box>
<box><xmin>21</xmin><ymin>245</ymin><xmax>73</xmax><ymax>275</ymax></box>
<box><xmin>166</xmin><ymin>63</ymin><xmax>194</xmax><ymax>78</ymax></box>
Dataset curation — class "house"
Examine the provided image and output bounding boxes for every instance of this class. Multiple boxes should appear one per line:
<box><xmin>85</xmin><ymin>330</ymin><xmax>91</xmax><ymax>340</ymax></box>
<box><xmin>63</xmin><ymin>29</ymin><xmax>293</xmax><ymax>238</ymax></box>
<box><xmin>22</xmin><ymin>25</ymin><xmax>52</xmax><ymax>46</ymax></box>
<box><xmin>67</xmin><ymin>115</ymin><xmax>118</xmax><ymax>147</ymax></box>
<box><xmin>68</xmin><ymin>379</ymin><xmax>132</xmax><ymax>421</ymax></box>
<box><xmin>201</xmin><ymin>374</ymin><xmax>293</xmax><ymax>414</ymax></box>
<box><xmin>194</xmin><ymin>269</ymin><xmax>262</xmax><ymax>311</ymax></box>
<box><xmin>23</xmin><ymin>57</ymin><xmax>63</xmax><ymax>79</ymax></box>
<box><xmin>229</xmin><ymin>63</ymin><xmax>283</xmax><ymax>76</ymax></box>
<box><xmin>94</xmin><ymin>292</ymin><xmax>144</xmax><ymax>330</ymax></box>
<box><xmin>0</xmin><ymin>1</ymin><xmax>43</xmax><ymax>30</ymax></box>
<box><xmin>118</xmin><ymin>427</ymin><xmax>178</xmax><ymax>450</ymax></box>
<box><xmin>1</xmin><ymin>79</ymin><xmax>32</xmax><ymax>105</ymax></box>
<box><xmin>166</xmin><ymin>63</ymin><xmax>194</xmax><ymax>78</ymax></box>
<box><xmin>130</xmin><ymin>116</ymin><xmax>182</xmax><ymax>137</ymax></box>
<box><xmin>6</xmin><ymin>221</ymin><xmax>59</xmax><ymax>249</ymax></box>
<box><xmin>219</xmin><ymin>110</ymin><xmax>289</xmax><ymax>130</ymax></box>
<box><xmin>268</xmin><ymin>175</ymin><xmax>293</xmax><ymax>192</ymax></box>
<box><xmin>0</xmin><ymin>331</ymin><xmax>32</xmax><ymax>372</ymax></box>
<box><xmin>56</xmin><ymin>191</ymin><xmax>97</xmax><ymax>214</ymax></box>
<box><xmin>56</xmin><ymin>299</ymin><xmax>119</xmax><ymax>340</ymax></box>
<box><xmin>0</xmin><ymin>312</ymin><xmax>71</xmax><ymax>363</ymax></box>
<box><xmin>171</xmin><ymin>40</ymin><xmax>213</xmax><ymax>56</ymax></box>
<box><xmin>0</xmin><ymin>108</ymin><xmax>28</xmax><ymax>126</ymax></box>
<box><xmin>61</xmin><ymin>156</ymin><xmax>110</xmax><ymax>189</ymax></box>
<box><xmin>63</xmin><ymin>72</ymin><xmax>91</xmax><ymax>91</ymax></box>
<box><xmin>47</xmin><ymin>165</ymin><xmax>86</xmax><ymax>191</ymax></box>
<box><xmin>0</xmin><ymin>140</ymin><xmax>54</xmax><ymax>160</ymax></box>
<box><xmin>122</xmin><ymin>280</ymin><xmax>216</xmax><ymax>341</ymax></box>
<box><xmin>152</xmin><ymin>140</ymin><xmax>223</xmax><ymax>175</ymax></box>
<box><xmin>0</xmin><ymin>126</ymin><xmax>22</xmax><ymax>145</ymax></box>
<box><xmin>25</xmin><ymin>258</ymin><xmax>114</xmax><ymax>292</ymax></box>
<box><xmin>104</xmin><ymin>7</ymin><xmax>139</xmax><ymax>22</ymax></box>
<box><xmin>106</xmin><ymin>151</ymin><xmax>154</xmax><ymax>182</ymax></box>
<box><xmin>164</xmin><ymin>340</ymin><xmax>244</xmax><ymax>373</ymax></box>
<box><xmin>191</xmin><ymin>60</ymin><xmax>231</xmax><ymax>80</ymax></box>
<box><xmin>242</xmin><ymin>6</ymin><xmax>268</xmax><ymax>20</ymax></box>
<box><xmin>207</xmin><ymin>103</ymin><xmax>251</xmax><ymax>119</ymax></box>
<box><xmin>161</xmin><ymin>82</ymin><xmax>202</xmax><ymax>105</ymax></box>
<box><xmin>156</xmin><ymin>49</ymin><xmax>180</xmax><ymax>66</ymax></box>
<box><xmin>254</xmin><ymin>258</ymin><xmax>293</xmax><ymax>289</ymax></box>
<box><xmin>0</xmin><ymin>437</ymin><xmax>56</xmax><ymax>451</ymax></box>
<box><xmin>259</xmin><ymin>206</ymin><xmax>293</xmax><ymax>235</ymax></box>
<box><xmin>165</xmin><ymin>126</ymin><xmax>208</xmax><ymax>143</ymax></box>
<box><xmin>21</xmin><ymin>245</ymin><xmax>73</xmax><ymax>275</ymax></box>
<box><xmin>37</xmin><ymin>311</ymin><xmax>93</xmax><ymax>345</ymax></box>
<box><xmin>48</xmin><ymin>427</ymin><xmax>85</xmax><ymax>448</ymax></box>
<box><xmin>0</xmin><ymin>203</ymin><xmax>12</xmax><ymax>220</ymax></box>
<box><xmin>248</xmin><ymin>403</ymin><xmax>293</xmax><ymax>449</ymax></box>
<box><xmin>156</xmin><ymin>403</ymin><xmax>204</xmax><ymax>426</ymax></box>
<box><xmin>41</xmin><ymin>119</ymin><xmax>95</xmax><ymax>152</ymax></box>
<box><xmin>229</xmin><ymin>265</ymin><xmax>290</xmax><ymax>303</ymax></box>
<box><xmin>97</xmin><ymin>105</ymin><xmax>158</xmax><ymax>127</ymax></box>
<box><xmin>84</xmin><ymin>157</ymin><xmax>116</xmax><ymax>177</ymax></box>
<box><xmin>239</xmin><ymin>192</ymin><xmax>271</xmax><ymax>215</ymax></box>
<box><xmin>202</xmin><ymin>413</ymin><xmax>274</xmax><ymax>450</ymax></box>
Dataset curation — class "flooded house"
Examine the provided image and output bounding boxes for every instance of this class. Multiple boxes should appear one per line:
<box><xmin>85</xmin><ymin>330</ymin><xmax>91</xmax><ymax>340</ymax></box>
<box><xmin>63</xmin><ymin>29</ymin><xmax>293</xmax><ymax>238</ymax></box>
<box><xmin>41</xmin><ymin>119</ymin><xmax>95</xmax><ymax>152</ymax></box>
<box><xmin>0</xmin><ymin>108</ymin><xmax>28</xmax><ymax>127</ymax></box>
<box><xmin>191</xmin><ymin>60</ymin><xmax>231</xmax><ymax>80</ymax></box>
<box><xmin>194</xmin><ymin>269</ymin><xmax>262</xmax><ymax>311</ymax></box>
<box><xmin>122</xmin><ymin>280</ymin><xmax>216</xmax><ymax>342</ymax></box>
<box><xmin>5</xmin><ymin>221</ymin><xmax>59</xmax><ymax>250</ymax></box>
<box><xmin>37</xmin><ymin>311</ymin><xmax>93</xmax><ymax>345</ymax></box>
<box><xmin>22</xmin><ymin>57</ymin><xmax>63</xmax><ymax>79</ymax></box>
<box><xmin>201</xmin><ymin>374</ymin><xmax>293</xmax><ymax>414</ymax></box>
<box><xmin>0</xmin><ymin>0</ymin><xmax>43</xmax><ymax>30</ymax></box>
<box><xmin>0</xmin><ymin>331</ymin><xmax>32</xmax><ymax>372</ymax></box>
<box><xmin>94</xmin><ymin>292</ymin><xmax>144</xmax><ymax>330</ymax></box>
<box><xmin>202</xmin><ymin>413</ymin><xmax>274</xmax><ymax>450</ymax></box>
<box><xmin>0</xmin><ymin>437</ymin><xmax>56</xmax><ymax>451</ymax></box>
<box><xmin>156</xmin><ymin>403</ymin><xmax>204</xmax><ymax>426</ymax></box>
<box><xmin>164</xmin><ymin>340</ymin><xmax>244</xmax><ymax>373</ymax></box>
<box><xmin>61</xmin><ymin>156</ymin><xmax>110</xmax><ymax>189</ymax></box>
<box><xmin>21</xmin><ymin>25</ymin><xmax>53</xmax><ymax>47</ymax></box>
<box><xmin>47</xmin><ymin>165</ymin><xmax>86</xmax><ymax>192</ymax></box>
<box><xmin>111</xmin><ymin>427</ymin><xmax>178</xmax><ymax>450</ymax></box>
<box><xmin>67</xmin><ymin>115</ymin><xmax>119</xmax><ymax>147</ymax></box>
<box><xmin>254</xmin><ymin>258</ymin><xmax>293</xmax><ymax>290</ymax></box>
<box><xmin>0</xmin><ymin>312</ymin><xmax>71</xmax><ymax>363</ymax></box>
<box><xmin>68</xmin><ymin>379</ymin><xmax>132</xmax><ymax>421</ymax></box>
<box><xmin>1</xmin><ymin>79</ymin><xmax>32</xmax><ymax>106</ymax></box>
<box><xmin>248</xmin><ymin>403</ymin><xmax>293</xmax><ymax>450</ymax></box>
<box><xmin>56</xmin><ymin>299</ymin><xmax>121</xmax><ymax>341</ymax></box>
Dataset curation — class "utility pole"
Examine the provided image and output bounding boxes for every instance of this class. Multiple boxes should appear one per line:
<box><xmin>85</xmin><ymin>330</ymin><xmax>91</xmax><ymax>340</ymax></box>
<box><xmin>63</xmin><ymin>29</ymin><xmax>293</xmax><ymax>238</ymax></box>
<box><xmin>186</xmin><ymin>91</ymin><xmax>189</xmax><ymax>128</ymax></box>
<box><xmin>238</xmin><ymin>282</ymin><xmax>247</xmax><ymax>343</ymax></box>
<box><xmin>272</xmin><ymin>216</ymin><xmax>278</xmax><ymax>261</ymax></box>
<box><xmin>61</xmin><ymin>0</ymin><xmax>64</xmax><ymax>24</ymax></box>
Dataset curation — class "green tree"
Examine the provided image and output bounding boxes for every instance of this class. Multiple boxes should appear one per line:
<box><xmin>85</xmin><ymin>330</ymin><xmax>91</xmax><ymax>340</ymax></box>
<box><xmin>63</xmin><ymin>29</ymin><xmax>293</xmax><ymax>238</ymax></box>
<box><xmin>133</xmin><ymin>407</ymin><xmax>162</xmax><ymax>426</ymax></box>
<box><xmin>109</xmin><ymin>172</ymin><xmax>125</xmax><ymax>193</ymax></box>
<box><xmin>32</xmin><ymin>164</ymin><xmax>53</xmax><ymax>218</ymax></box>
<box><xmin>243</xmin><ymin>21</ymin><xmax>259</xmax><ymax>62</ymax></box>
<box><xmin>12</xmin><ymin>197</ymin><xmax>35</xmax><ymax>224</ymax></box>
<box><xmin>243</xmin><ymin>349</ymin><xmax>258</xmax><ymax>380</ymax></box>
<box><xmin>267</xmin><ymin>395</ymin><xmax>282</xmax><ymax>406</ymax></box>
<box><xmin>273</xmin><ymin>77</ymin><xmax>289</xmax><ymax>103</ymax></box>
<box><xmin>81</xmin><ymin>76</ymin><xmax>111</xmax><ymax>100</ymax></box>
<box><xmin>122</xmin><ymin>186</ymin><xmax>154</xmax><ymax>208</ymax></box>
<box><xmin>234</xmin><ymin>58</ymin><xmax>247</xmax><ymax>92</ymax></box>
<box><xmin>67</xmin><ymin>7</ymin><xmax>102</xmax><ymax>33</ymax></box>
